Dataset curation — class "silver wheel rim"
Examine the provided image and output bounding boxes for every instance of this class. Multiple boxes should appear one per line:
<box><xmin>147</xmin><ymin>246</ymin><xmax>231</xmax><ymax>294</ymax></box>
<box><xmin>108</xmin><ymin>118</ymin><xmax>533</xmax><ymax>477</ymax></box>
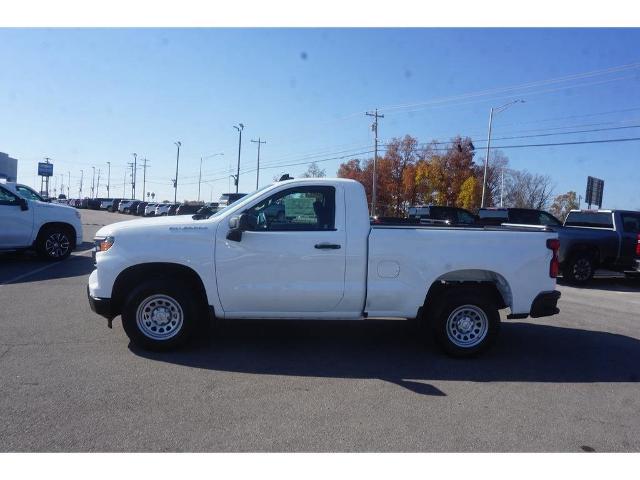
<box><xmin>136</xmin><ymin>294</ymin><xmax>184</xmax><ymax>341</ymax></box>
<box><xmin>45</xmin><ymin>232</ymin><xmax>70</xmax><ymax>258</ymax></box>
<box><xmin>573</xmin><ymin>258</ymin><xmax>592</xmax><ymax>281</ymax></box>
<box><xmin>446</xmin><ymin>304</ymin><xmax>489</xmax><ymax>348</ymax></box>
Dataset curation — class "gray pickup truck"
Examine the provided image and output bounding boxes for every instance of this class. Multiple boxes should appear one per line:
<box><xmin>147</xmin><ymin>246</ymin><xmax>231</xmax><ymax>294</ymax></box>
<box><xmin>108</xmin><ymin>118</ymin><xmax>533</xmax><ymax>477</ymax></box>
<box><xmin>559</xmin><ymin>209</ymin><xmax>640</xmax><ymax>284</ymax></box>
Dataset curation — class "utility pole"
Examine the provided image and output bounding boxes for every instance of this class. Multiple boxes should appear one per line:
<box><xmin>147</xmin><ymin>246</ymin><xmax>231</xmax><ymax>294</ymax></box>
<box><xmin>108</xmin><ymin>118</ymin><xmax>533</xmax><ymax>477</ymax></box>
<box><xmin>79</xmin><ymin>169</ymin><xmax>83</xmax><ymax>198</ymax></box>
<box><xmin>96</xmin><ymin>168</ymin><xmax>101</xmax><ymax>198</ymax></box>
<box><xmin>60</xmin><ymin>174</ymin><xmax>64</xmax><ymax>198</ymax></box>
<box><xmin>500</xmin><ymin>168</ymin><xmax>504</xmax><ymax>207</ymax></box>
<box><xmin>481</xmin><ymin>100</ymin><xmax>524</xmax><ymax>208</ymax></box>
<box><xmin>251</xmin><ymin>138</ymin><xmax>266</xmax><ymax>190</ymax></box>
<box><xmin>123</xmin><ymin>168</ymin><xmax>126</xmax><ymax>198</ymax></box>
<box><xmin>173</xmin><ymin>142</ymin><xmax>181</xmax><ymax>203</ymax></box>
<box><xmin>365</xmin><ymin>109</ymin><xmax>384</xmax><ymax>216</ymax></box>
<box><xmin>233</xmin><ymin>123</ymin><xmax>244</xmax><ymax>193</ymax></box>
<box><xmin>142</xmin><ymin>158</ymin><xmax>148</xmax><ymax>200</ymax></box>
<box><xmin>106</xmin><ymin>162</ymin><xmax>111</xmax><ymax>198</ymax></box>
<box><xmin>131</xmin><ymin>153</ymin><xmax>137</xmax><ymax>199</ymax></box>
<box><xmin>67</xmin><ymin>171</ymin><xmax>70</xmax><ymax>198</ymax></box>
<box><xmin>91</xmin><ymin>166</ymin><xmax>96</xmax><ymax>199</ymax></box>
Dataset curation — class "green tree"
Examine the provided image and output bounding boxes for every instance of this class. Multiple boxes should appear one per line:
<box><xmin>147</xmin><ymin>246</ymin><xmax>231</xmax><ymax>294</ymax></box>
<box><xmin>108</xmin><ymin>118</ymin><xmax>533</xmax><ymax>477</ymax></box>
<box><xmin>549</xmin><ymin>191</ymin><xmax>579</xmax><ymax>221</ymax></box>
<box><xmin>457</xmin><ymin>176</ymin><xmax>481</xmax><ymax>211</ymax></box>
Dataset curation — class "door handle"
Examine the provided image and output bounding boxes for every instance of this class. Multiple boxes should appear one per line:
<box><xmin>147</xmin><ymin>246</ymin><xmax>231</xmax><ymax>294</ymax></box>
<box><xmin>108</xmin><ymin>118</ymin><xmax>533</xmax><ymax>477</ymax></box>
<box><xmin>314</xmin><ymin>243</ymin><xmax>341</xmax><ymax>249</ymax></box>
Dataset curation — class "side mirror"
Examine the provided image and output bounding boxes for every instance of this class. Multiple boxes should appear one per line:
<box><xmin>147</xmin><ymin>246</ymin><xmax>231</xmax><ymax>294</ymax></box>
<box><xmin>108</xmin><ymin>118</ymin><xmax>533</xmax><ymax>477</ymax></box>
<box><xmin>18</xmin><ymin>198</ymin><xmax>28</xmax><ymax>211</ymax></box>
<box><xmin>226</xmin><ymin>213</ymin><xmax>257</xmax><ymax>242</ymax></box>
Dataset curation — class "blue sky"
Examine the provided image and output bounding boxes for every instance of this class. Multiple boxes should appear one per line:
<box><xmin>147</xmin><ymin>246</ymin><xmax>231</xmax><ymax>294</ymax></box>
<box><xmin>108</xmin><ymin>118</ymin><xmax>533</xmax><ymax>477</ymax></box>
<box><xmin>0</xmin><ymin>28</ymin><xmax>639</xmax><ymax>207</ymax></box>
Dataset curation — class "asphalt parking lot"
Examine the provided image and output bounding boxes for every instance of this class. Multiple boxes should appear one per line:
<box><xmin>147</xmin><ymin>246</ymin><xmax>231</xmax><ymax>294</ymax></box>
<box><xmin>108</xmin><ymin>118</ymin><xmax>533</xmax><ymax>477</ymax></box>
<box><xmin>1</xmin><ymin>209</ymin><xmax>639</xmax><ymax>452</ymax></box>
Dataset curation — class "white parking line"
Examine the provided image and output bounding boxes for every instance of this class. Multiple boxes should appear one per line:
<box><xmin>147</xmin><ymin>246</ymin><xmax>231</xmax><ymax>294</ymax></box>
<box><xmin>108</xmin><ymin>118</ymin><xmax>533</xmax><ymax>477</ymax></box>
<box><xmin>0</xmin><ymin>250</ymin><xmax>93</xmax><ymax>286</ymax></box>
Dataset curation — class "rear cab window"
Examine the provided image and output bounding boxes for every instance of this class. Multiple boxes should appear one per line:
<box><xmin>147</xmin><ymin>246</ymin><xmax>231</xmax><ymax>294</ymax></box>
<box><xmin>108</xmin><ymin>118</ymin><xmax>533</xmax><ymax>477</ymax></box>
<box><xmin>620</xmin><ymin>213</ymin><xmax>640</xmax><ymax>233</ymax></box>
<box><xmin>564</xmin><ymin>211</ymin><xmax>614</xmax><ymax>228</ymax></box>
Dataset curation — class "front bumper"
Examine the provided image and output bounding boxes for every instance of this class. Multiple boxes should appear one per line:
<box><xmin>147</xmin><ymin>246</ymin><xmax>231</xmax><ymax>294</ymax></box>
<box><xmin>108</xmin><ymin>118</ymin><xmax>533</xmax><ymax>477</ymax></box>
<box><xmin>87</xmin><ymin>285</ymin><xmax>114</xmax><ymax>320</ymax></box>
<box><xmin>529</xmin><ymin>290</ymin><xmax>561</xmax><ymax>318</ymax></box>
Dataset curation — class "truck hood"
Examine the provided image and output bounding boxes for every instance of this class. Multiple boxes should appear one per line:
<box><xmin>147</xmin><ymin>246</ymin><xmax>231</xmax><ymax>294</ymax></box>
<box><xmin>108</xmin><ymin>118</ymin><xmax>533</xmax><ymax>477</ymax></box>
<box><xmin>95</xmin><ymin>214</ymin><xmax>215</xmax><ymax>238</ymax></box>
<box><xmin>32</xmin><ymin>200</ymin><xmax>80</xmax><ymax>219</ymax></box>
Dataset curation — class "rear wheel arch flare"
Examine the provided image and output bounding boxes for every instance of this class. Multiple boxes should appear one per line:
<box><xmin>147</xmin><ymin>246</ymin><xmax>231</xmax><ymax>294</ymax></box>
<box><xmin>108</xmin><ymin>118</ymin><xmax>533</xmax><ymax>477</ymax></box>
<box><xmin>423</xmin><ymin>269</ymin><xmax>513</xmax><ymax>313</ymax></box>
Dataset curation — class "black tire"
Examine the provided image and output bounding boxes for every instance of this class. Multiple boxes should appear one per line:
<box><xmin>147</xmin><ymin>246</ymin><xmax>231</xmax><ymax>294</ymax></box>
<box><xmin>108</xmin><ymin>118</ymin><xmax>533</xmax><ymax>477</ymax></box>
<box><xmin>563</xmin><ymin>253</ymin><xmax>595</xmax><ymax>286</ymax></box>
<box><xmin>121</xmin><ymin>280</ymin><xmax>201</xmax><ymax>351</ymax></box>
<box><xmin>36</xmin><ymin>225</ymin><xmax>73</xmax><ymax>260</ymax></box>
<box><xmin>430</xmin><ymin>288</ymin><xmax>500</xmax><ymax>357</ymax></box>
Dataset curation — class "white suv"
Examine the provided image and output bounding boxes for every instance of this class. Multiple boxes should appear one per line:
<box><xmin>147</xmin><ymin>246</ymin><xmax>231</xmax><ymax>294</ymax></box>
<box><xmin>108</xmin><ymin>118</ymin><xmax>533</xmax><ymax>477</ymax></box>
<box><xmin>0</xmin><ymin>182</ymin><xmax>83</xmax><ymax>260</ymax></box>
<box><xmin>154</xmin><ymin>203</ymin><xmax>173</xmax><ymax>216</ymax></box>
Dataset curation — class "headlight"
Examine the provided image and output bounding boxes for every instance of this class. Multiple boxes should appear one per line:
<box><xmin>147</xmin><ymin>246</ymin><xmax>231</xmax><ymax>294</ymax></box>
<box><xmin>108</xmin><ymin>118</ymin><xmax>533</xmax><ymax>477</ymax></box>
<box><xmin>94</xmin><ymin>236</ymin><xmax>115</xmax><ymax>253</ymax></box>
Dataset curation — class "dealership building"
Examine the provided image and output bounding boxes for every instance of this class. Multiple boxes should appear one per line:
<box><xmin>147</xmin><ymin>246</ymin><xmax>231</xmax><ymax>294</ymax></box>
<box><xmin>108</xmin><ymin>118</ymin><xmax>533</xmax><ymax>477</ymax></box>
<box><xmin>0</xmin><ymin>151</ymin><xmax>18</xmax><ymax>182</ymax></box>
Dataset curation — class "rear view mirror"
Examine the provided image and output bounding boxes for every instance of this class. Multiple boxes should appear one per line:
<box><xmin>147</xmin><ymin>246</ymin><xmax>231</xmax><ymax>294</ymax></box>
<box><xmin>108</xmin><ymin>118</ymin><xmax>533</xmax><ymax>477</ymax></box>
<box><xmin>18</xmin><ymin>198</ymin><xmax>28</xmax><ymax>211</ymax></box>
<box><xmin>226</xmin><ymin>213</ymin><xmax>257</xmax><ymax>242</ymax></box>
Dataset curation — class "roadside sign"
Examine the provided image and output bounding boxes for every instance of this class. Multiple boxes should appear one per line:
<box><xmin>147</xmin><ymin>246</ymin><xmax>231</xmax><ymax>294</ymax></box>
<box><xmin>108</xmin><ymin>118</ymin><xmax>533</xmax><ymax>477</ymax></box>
<box><xmin>585</xmin><ymin>176</ymin><xmax>604</xmax><ymax>208</ymax></box>
<box><xmin>38</xmin><ymin>162</ymin><xmax>54</xmax><ymax>177</ymax></box>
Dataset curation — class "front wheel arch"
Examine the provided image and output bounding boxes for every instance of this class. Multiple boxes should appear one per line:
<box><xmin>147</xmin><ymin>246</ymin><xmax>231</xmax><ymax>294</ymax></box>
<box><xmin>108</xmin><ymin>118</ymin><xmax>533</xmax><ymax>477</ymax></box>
<box><xmin>111</xmin><ymin>262</ymin><xmax>209</xmax><ymax>319</ymax></box>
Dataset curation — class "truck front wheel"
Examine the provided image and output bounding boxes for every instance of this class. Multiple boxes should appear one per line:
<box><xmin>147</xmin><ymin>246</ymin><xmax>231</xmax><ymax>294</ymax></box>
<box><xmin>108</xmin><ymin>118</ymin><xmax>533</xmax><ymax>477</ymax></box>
<box><xmin>36</xmin><ymin>225</ymin><xmax>73</xmax><ymax>260</ymax></box>
<box><xmin>431</xmin><ymin>289</ymin><xmax>500</xmax><ymax>357</ymax></box>
<box><xmin>121</xmin><ymin>280</ymin><xmax>199</xmax><ymax>351</ymax></box>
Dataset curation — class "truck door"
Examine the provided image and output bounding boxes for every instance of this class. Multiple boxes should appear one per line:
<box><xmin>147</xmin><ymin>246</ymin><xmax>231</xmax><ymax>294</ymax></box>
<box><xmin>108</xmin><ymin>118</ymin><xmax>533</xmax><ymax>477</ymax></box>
<box><xmin>618</xmin><ymin>212</ymin><xmax>640</xmax><ymax>267</ymax></box>
<box><xmin>215</xmin><ymin>185</ymin><xmax>346</xmax><ymax>315</ymax></box>
<box><xmin>0</xmin><ymin>186</ymin><xmax>34</xmax><ymax>249</ymax></box>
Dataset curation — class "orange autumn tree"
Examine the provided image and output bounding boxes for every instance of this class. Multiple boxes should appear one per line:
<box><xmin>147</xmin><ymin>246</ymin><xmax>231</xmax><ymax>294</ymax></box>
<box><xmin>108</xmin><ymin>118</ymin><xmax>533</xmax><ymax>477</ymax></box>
<box><xmin>338</xmin><ymin>135</ymin><xmax>487</xmax><ymax>215</ymax></box>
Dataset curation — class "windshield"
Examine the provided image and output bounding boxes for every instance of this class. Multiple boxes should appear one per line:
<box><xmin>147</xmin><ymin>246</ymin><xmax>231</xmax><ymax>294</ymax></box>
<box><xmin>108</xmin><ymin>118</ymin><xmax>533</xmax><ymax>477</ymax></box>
<box><xmin>16</xmin><ymin>184</ymin><xmax>44</xmax><ymax>201</ymax></box>
<box><xmin>208</xmin><ymin>184</ymin><xmax>275</xmax><ymax>219</ymax></box>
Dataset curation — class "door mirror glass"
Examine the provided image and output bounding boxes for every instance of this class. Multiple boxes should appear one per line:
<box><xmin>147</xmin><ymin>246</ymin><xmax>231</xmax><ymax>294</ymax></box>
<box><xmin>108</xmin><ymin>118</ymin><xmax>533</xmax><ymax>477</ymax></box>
<box><xmin>226</xmin><ymin>213</ymin><xmax>257</xmax><ymax>241</ymax></box>
<box><xmin>18</xmin><ymin>197</ymin><xmax>28</xmax><ymax>211</ymax></box>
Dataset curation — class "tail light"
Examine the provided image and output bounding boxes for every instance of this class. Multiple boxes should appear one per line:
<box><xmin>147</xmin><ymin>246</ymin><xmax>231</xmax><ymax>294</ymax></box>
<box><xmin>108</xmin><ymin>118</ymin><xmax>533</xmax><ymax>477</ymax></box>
<box><xmin>636</xmin><ymin>234</ymin><xmax>640</xmax><ymax>257</ymax></box>
<box><xmin>546</xmin><ymin>238</ymin><xmax>560</xmax><ymax>278</ymax></box>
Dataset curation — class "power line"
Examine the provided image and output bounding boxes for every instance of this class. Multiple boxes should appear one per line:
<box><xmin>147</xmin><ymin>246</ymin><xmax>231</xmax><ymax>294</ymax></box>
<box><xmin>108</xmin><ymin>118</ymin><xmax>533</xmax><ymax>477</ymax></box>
<box><xmin>379</xmin><ymin>61</ymin><xmax>640</xmax><ymax>113</ymax></box>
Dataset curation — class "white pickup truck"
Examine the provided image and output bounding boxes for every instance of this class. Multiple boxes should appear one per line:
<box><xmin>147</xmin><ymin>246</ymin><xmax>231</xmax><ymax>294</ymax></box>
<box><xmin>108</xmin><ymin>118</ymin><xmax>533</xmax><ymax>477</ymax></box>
<box><xmin>88</xmin><ymin>178</ymin><xmax>561</xmax><ymax>357</ymax></box>
<box><xmin>0</xmin><ymin>181</ymin><xmax>83</xmax><ymax>260</ymax></box>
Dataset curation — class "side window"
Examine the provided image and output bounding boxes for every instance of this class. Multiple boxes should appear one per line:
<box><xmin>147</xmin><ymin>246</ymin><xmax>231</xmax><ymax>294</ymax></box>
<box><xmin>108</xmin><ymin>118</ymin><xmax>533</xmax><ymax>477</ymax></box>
<box><xmin>621</xmin><ymin>214</ymin><xmax>640</xmax><ymax>233</ymax></box>
<box><xmin>247</xmin><ymin>186</ymin><xmax>336</xmax><ymax>231</ymax></box>
<box><xmin>457</xmin><ymin>210</ymin><xmax>476</xmax><ymax>224</ymax></box>
<box><xmin>539</xmin><ymin>212</ymin><xmax>561</xmax><ymax>226</ymax></box>
<box><xmin>0</xmin><ymin>186</ymin><xmax>20</xmax><ymax>205</ymax></box>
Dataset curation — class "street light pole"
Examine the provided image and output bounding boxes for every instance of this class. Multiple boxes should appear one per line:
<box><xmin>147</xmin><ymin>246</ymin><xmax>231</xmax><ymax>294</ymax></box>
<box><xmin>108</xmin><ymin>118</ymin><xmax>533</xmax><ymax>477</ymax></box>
<box><xmin>233</xmin><ymin>123</ymin><xmax>244</xmax><ymax>194</ymax></box>
<box><xmin>481</xmin><ymin>100</ymin><xmax>524</xmax><ymax>208</ymax></box>
<box><xmin>173</xmin><ymin>141</ymin><xmax>181</xmax><ymax>203</ymax></box>
<box><xmin>197</xmin><ymin>153</ymin><xmax>224</xmax><ymax>202</ymax></box>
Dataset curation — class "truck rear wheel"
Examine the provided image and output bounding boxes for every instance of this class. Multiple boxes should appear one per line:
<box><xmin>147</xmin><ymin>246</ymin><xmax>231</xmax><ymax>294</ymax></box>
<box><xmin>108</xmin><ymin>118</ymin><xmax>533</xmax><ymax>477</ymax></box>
<box><xmin>121</xmin><ymin>280</ymin><xmax>199</xmax><ymax>351</ymax></box>
<box><xmin>431</xmin><ymin>289</ymin><xmax>500</xmax><ymax>357</ymax></box>
<box><xmin>563</xmin><ymin>254</ymin><xmax>594</xmax><ymax>285</ymax></box>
